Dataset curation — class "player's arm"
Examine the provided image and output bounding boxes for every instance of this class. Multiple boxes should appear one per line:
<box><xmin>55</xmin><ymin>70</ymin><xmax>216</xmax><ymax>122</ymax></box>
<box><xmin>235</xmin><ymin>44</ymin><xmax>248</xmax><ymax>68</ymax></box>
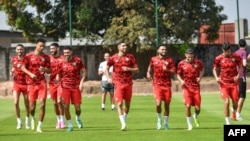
<box><xmin>79</xmin><ymin>67</ymin><xmax>87</xmax><ymax>88</ymax></box>
<box><xmin>197</xmin><ymin>67</ymin><xmax>204</xmax><ymax>83</ymax></box>
<box><xmin>98</xmin><ymin>64</ymin><xmax>103</xmax><ymax>76</ymax></box>
<box><xmin>212</xmin><ymin>66</ymin><xmax>220</xmax><ymax>83</ymax></box>
<box><xmin>105</xmin><ymin>65</ymin><xmax>112</xmax><ymax>83</ymax></box>
<box><xmin>146</xmin><ymin>64</ymin><xmax>152</xmax><ymax>80</ymax></box>
<box><xmin>176</xmin><ymin>73</ymin><xmax>185</xmax><ymax>85</ymax></box>
<box><xmin>21</xmin><ymin>64</ymin><xmax>36</xmax><ymax>79</ymax></box>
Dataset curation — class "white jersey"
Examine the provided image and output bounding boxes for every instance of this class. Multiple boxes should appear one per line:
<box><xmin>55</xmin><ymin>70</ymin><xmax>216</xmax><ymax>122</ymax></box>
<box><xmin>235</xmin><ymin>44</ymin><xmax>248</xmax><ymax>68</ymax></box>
<box><xmin>98</xmin><ymin>61</ymin><xmax>113</xmax><ymax>81</ymax></box>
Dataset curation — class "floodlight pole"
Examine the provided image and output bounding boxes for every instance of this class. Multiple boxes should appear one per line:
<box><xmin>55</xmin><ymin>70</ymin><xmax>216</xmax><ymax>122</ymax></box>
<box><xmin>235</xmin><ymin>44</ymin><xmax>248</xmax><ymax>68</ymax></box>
<box><xmin>236</xmin><ymin>0</ymin><xmax>240</xmax><ymax>40</ymax></box>
<box><xmin>155</xmin><ymin>0</ymin><xmax>159</xmax><ymax>48</ymax></box>
<box><xmin>69</xmin><ymin>0</ymin><xmax>72</xmax><ymax>47</ymax></box>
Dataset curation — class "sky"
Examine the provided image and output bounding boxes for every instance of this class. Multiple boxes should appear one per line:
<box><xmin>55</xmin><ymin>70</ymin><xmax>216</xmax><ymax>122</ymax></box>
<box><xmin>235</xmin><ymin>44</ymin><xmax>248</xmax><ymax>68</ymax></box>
<box><xmin>0</xmin><ymin>0</ymin><xmax>249</xmax><ymax>30</ymax></box>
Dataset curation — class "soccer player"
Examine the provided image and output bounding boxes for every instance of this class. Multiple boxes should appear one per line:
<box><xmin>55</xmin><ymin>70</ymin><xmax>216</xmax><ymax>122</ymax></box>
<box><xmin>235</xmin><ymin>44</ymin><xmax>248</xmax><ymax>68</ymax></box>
<box><xmin>10</xmin><ymin>44</ymin><xmax>30</xmax><ymax>129</ymax></box>
<box><xmin>105</xmin><ymin>42</ymin><xmax>139</xmax><ymax>131</ymax></box>
<box><xmin>56</xmin><ymin>46</ymin><xmax>86</xmax><ymax>132</ymax></box>
<box><xmin>234</xmin><ymin>39</ymin><xmax>248</xmax><ymax>121</ymax></box>
<box><xmin>176</xmin><ymin>48</ymin><xmax>204</xmax><ymax>130</ymax></box>
<box><xmin>48</xmin><ymin>43</ymin><xmax>65</xmax><ymax>128</ymax></box>
<box><xmin>213</xmin><ymin>42</ymin><xmax>242</xmax><ymax>125</ymax></box>
<box><xmin>146</xmin><ymin>45</ymin><xmax>176</xmax><ymax>130</ymax></box>
<box><xmin>21</xmin><ymin>38</ymin><xmax>51</xmax><ymax>133</ymax></box>
<box><xmin>98</xmin><ymin>52</ymin><xmax>116</xmax><ymax>111</ymax></box>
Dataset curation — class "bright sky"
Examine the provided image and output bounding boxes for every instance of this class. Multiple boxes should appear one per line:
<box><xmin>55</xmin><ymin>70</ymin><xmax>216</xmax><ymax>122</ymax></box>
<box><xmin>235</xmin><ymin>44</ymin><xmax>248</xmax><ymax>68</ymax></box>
<box><xmin>0</xmin><ymin>0</ymin><xmax>249</xmax><ymax>30</ymax></box>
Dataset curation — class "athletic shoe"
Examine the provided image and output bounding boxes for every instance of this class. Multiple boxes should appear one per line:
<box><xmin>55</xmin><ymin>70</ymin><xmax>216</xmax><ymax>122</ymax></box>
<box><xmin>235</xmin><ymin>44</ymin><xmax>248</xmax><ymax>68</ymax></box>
<box><xmin>156</xmin><ymin>120</ymin><xmax>161</xmax><ymax>130</ymax></box>
<box><xmin>67</xmin><ymin>127</ymin><xmax>73</xmax><ymax>132</ymax></box>
<box><xmin>236</xmin><ymin>116</ymin><xmax>243</xmax><ymax>121</ymax></box>
<box><xmin>231</xmin><ymin>112</ymin><xmax>236</xmax><ymax>121</ymax></box>
<box><xmin>188</xmin><ymin>125</ymin><xmax>192</xmax><ymax>131</ymax></box>
<box><xmin>56</xmin><ymin>122</ymin><xmax>60</xmax><ymax>129</ymax></box>
<box><xmin>193</xmin><ymin>118</ymin><xmax>200</xmax><ymax>127</ymax></box>
<box><xmin>164</xmin><ymin>124</ymin><xmax>169</xmax><ymax>130</ymax></box>
<box><xmin>76</xmin><ymin>119</ymin><xmax>83</xmax><ymax>129</ymax></box>
<box><xmin>31</xmin><ymin>119</ymin><xmax>35</xmax><ymax>130</ymax></box>
<box><xmin>60</xmin><ymin>121</ymin><xmax>65</xmax><ymax>129</ymax></box>
<box><xmin>36</xmin><ymin>127</ymin><xmax>42</xmax><ymax>133</ymax></box>
<box><xmin>26</xmin><ymin>123</ymin><xmax>30</xmax><ymax>129</ymax></box>
<box><xmin>101</xmin><ymin>108</ymin><xmax>105</xmax><ymax>111</ymax></box>
<box><xmin>112</xmin><ymin>107</ymin><xmax>117</xmax><ymax>111</ymax></box>
<box><xmin>16</xmin><ymin>123</ymin><xmax>22</xmax><ymax>129</ymax></box>
<box><xmin>121</xmin><ymin>123</ymin><xmax>126</xmax><ymax>131</ymax></box>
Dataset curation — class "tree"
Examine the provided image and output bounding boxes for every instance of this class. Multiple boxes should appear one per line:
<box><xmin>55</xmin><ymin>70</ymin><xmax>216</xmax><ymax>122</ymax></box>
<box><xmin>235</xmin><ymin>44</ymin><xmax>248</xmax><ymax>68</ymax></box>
<box><xmin>0</xmin><ymin>0</ymin><xmax>227</xmax><ymax>51</ymax></box>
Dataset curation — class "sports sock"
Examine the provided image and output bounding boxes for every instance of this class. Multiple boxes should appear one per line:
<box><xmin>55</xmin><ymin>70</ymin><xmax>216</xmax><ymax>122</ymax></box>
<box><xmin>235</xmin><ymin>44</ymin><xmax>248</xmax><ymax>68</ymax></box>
<box><xmin>111</xmin><ymin>104</ymin><xmax>115</xmax><ymax>109</ymax></box>
<box><xmin>17</xmin><ymin>118</ymin><xmax>21</xmax><ymax>124</ymax></box>
<box><xmin>225</xmin><ymin>117</ymin><xmax>230</xmax><ymax>125</ymax></box>
<box><xmin>60</xmin><ymin>115</ymin><xmax>64</xmax><ymax>122</ymax></box>
<box><xmin>164</xmin><ymin>116</ymin><xmax>168</xmax><ymax>124</ymax></box>
<box><xmin>56</xmin><ymin>115</ymin><xmax>60</xmax><ymax>122</ymax></box>
<box><xmin>119</xmin><ymin>115</ymin><xmax>125</xmax><ymax>125</ymax></box>
<box><xmin>186</xmin><ymin>117</ymin><xmax>192</xmax><ymax>126</ymax></box>
<box><xmin>102</xmin><ymin>104</ymin><xmax>105</xmax><ymax>108</ymax></box>
<box><xmin>67</xmin><ymin>120</ymin><xmax>73</xmax><ymax>127</ymax></box>
<box><xmin>157</xmin><ymin>113</ymin><xmax>161</xmax><ymax>121</ymax></box>
<box><xmin>37</xmin><ymin>121</ymin><xmax>42</xmax><ymax>128</ymax></box>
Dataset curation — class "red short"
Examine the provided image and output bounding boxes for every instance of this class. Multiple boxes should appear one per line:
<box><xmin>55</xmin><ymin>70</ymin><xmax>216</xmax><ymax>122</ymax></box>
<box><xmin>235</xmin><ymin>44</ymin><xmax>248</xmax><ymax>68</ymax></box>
<box><xmin>49</xmin><ymin>83</ymin><xmax>62</xmax><ymax>101</ymax></box>
<box><xmin>27</xmin><ymin>82</ymin><xmax>47</xmax><ymax>102</ymax></box>
<box><xmin>114</xmin><ymin>84</ymin><xmax>132</xmax><ymax>103</ymax></box>
<box><xmin>61</xmin><ymin>88</ymin><xmax>82</xmax><ymax>104</ymax></box>
<box><xmin>13</xmin><ymin>83</ymin><xmax>28</xmax><ymax>95</ymax></box>
<box><xmin>182</xmin><ymin>87</ymin><xmax>201</xmax><ymax>107</ymax></box>
<box><xmin>220</xmin><ymin>84</ymin><xmax>239</xmax><ymax>101</ymax></box>
<box><xmin>153</xmin><ymin>85</ymin><xmax>172</xmax><ymax>103</ymax></box>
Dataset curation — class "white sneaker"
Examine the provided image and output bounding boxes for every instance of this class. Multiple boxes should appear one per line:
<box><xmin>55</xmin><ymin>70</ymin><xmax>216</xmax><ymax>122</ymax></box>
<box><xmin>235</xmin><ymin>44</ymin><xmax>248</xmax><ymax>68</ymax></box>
<box><xmin>121</xmin><ymin>123</ymin><xmax>126</xmax><ymax>131</ymax></box>
<box><xmin>236</xmin><ymin>116</ymin><xmax>243</xmax><ymax>121</ymax></box>
<box><xmin>156</xmin><ymin>120</ymin><xmax>161</xmax><ymax>130</ymax></box>
<box><xmin>188</xmin><ymin>125</ymin><xmax>192</xmax><ymax>131</ymax></box>
<box><xmin>16</xmin><ymin>123</ymin><xmax>22</xmax><ymax>129</ymax></box>
<box><xmin>36</xmin><ymin>127</ymin><xmax>42</xmax><ymax>133</ymax></box>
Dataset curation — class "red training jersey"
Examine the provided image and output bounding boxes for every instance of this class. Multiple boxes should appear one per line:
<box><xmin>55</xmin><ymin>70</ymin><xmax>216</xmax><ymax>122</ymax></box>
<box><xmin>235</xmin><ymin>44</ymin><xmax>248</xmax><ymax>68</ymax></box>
<box><xmin>11</xmin><ymin>56</ymin><xmax>27</xmax><ymax>84</ymax></box>
<box><xmin>49</xmin><ymin>55</ymin><xmax>63</xmax><ymax>84</ymax></box>
<box><xmin>213</xmin><ymin>53</ymin><xmax>242</xmax><ymax>85</ymax></box>
<box><xmin>149</xmin><ymin>56</ymin><xmax>176</xmax><ymax>87</ymax></box>
<box><xmin>58</xmin><ymin>56</ymin><xmax>85</xmax><ymax>89</ymax></box>
<box><xmin>107</xmin><ymin>53</ymin><xmax>138</xmax><ymax>85</ymax></box>
<box><xmin>177</xmin><ymin>59</ymin><xmax>203</xmax><ymax>89</ymax></box>
<box><xmin>22</xmin><ymin>52</ymin><xmax>50</xmax><ymax>85</ymax></box>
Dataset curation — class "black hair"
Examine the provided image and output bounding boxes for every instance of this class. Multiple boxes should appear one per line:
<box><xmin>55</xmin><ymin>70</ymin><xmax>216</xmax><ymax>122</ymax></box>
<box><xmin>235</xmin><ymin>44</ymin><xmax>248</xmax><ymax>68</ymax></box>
<box><xmin>36</xmin><ymin>38</ymin><xmax>46</xmax><ymax>44</ymax></box>
<box><xmin>185</xmin><ymin>48</ymin><xmax>194</xmax><ymax>54</ymax></box>
<box><xmin>222</xmin><ymin>42</ymin><xmax>231</xmax><ymax>50</ymax></box>
<box><xmin>16</xmin><ymin>44</ymin><xmax>24</xmax><ymax>48</ymax></box>
<box><xmin>63</xmin><ymin>46</ymin><xmax>72</xmax><ymax>51</ymax></box>
<box><xmin>50</xmin><ymin>43</ymin><xmax>59</xmax><ymax>47</ymax></box>
<box><xmin>239</xmin><ymin>39</ymin><xmax>246</xmax><ymax>47</ymax></box>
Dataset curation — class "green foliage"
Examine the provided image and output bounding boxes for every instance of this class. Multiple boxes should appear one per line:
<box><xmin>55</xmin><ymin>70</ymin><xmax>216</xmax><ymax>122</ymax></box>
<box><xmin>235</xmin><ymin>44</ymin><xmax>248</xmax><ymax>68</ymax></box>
<box><xmin>0</xmin><ymin>0</ymin><xmax>227</xmax><ymax>50</ymax></box>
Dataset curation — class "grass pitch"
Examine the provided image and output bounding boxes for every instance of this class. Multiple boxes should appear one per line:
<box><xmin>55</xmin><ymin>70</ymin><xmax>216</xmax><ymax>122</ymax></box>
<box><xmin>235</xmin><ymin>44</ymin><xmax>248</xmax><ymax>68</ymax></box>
<box><xmin>0</xmin><ymin>93</ymin><xmax>249</xmax><ymax>141</ymax></box>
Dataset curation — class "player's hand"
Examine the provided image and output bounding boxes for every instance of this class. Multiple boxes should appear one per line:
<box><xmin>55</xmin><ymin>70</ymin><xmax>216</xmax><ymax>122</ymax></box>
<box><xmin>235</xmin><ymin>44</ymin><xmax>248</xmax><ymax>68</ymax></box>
<box><xmin>234</xmin><ymin>76</ymin><xmax>239</xmax><ymax>82</ymax></box>
<box><xmin>122</xmin><ymin>66</ymin><xmax>129</xmax><ymax>71</ymax></box>
<box><xmin>107</xmin><ymin>78</ymin><xmax>112</xmax><ymax>83</ymax></box>
<box><xmin>30</xmin><ymin>73</ymin><xmax>37</xmax><ymax>79</ymax></box>
<box><xmin>39</xmin><ymin>66</ymin><xmax>45</xmax><ymax>74</ymax></box>
<box><xmin>146</xmin><ymin>73</ymin><xmax>152</xmax><ymax>80</ymax></box>
<box><xmin>215</xmin><ymin>77</ymin><xmax>220</xmax><ymax>83</ymax></box>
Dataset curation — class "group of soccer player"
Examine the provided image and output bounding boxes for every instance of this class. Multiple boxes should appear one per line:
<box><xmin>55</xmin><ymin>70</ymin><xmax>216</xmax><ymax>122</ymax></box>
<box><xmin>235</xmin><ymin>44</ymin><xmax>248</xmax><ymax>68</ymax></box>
<box><xmin>10</xmin><ymin>38</ymin><xmax>248</xmax><ymax>132</ymax></box>
<box><xmin>11</xmin><ymin>38</ymin><xmax>86</xmax><ymax>132</ymax></box>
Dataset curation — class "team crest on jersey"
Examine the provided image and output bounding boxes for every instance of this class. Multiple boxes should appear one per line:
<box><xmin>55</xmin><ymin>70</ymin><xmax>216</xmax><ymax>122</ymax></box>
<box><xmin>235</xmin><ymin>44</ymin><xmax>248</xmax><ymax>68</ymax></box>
<box><xmin>125</xmin><ymin>57</ymin><xmax>129</xmax><ymax>62</ymax></box>
<box><xmin>193</xmin><ymin>64</ymin><xmax>197</xmax><ymax>68</ymax></box>
<box><xmin>232</xmin><ymin>58</ymin><xmax>235</xmax><ymax>62</ymax></box>
<box><xmin>115</xmin><ymin>59</ymin><xmax>119</xmax><ymax>62</ymax></box>
<box><xmin>164</xmin><ymin>61</ymin><xmax>169</xmax><ymax>65</ymax></box>
<box><xmin>41</xmin><ymin>57</ymin><xmax>45</xmax><ymax>62</ymax></box>
<box><xmin>17</xmin><ymin>63</ymin><xmax>21</xmax><ymax>68</ymax></box>
<box><xmin>72</xmin><ymin>62</ymin><xmax>76</xmax><ymax>66</ymax></box>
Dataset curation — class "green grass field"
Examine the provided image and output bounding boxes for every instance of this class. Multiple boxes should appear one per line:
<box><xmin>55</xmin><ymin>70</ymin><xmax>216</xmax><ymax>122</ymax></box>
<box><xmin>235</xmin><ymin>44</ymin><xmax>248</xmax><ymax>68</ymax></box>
<box><xmin>0</xmin><ymin>93</ymin><xmax>249</xmax><ymax>141</ymax></box>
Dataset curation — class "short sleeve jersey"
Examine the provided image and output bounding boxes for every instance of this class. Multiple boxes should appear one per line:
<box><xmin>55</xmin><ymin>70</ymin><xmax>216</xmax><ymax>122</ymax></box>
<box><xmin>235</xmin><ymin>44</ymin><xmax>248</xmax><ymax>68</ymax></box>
<box><xmin>22</xmin><ymin>52</ymin><xmax>50</xmax><ymax>85</ymax></box>
<box><xmin>49</xmin><ymin>55</ymin><xmax>63</xmax><ymax>84</ymax></box>
<box><xmin>107</xmin><ymin>53</ymin><xmax>137</xmax><ymax>85</ymax></box>
<box><xmin>235</xmin><ymin>48</ymin><xmax>247</xmax><ymax>78</ymax></box>
<box><xmin>213</xmin><ymin>53</ymin><xmax>242</xmax><ymax>85</ymax></box>
<box><xmin>11</xmin><ymin>56</ymin><xmax>27</xmax><ymax>84</ymax></box>
<box><xmin>149</xmin><ymin>56</ymin><xmax>176</xmax><ymax>87</ymax></box>
<box><xmin>58</xmin><ymin>56</ymin><xmax>85</xmax><ymax>89</ymax></box>
<box><xmin>98</xmin><ymin>61</ymin><xmax>113</xmax><ymax>81</ymax></box>
<box><xmin>177</xmin><ymin>59</ymin><xmax>203</xmax><ymax>89</ymax></box>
